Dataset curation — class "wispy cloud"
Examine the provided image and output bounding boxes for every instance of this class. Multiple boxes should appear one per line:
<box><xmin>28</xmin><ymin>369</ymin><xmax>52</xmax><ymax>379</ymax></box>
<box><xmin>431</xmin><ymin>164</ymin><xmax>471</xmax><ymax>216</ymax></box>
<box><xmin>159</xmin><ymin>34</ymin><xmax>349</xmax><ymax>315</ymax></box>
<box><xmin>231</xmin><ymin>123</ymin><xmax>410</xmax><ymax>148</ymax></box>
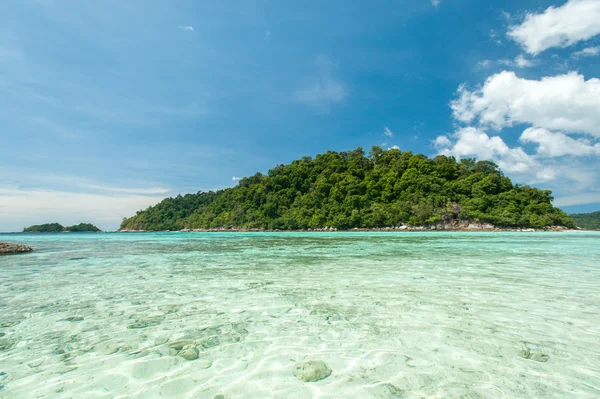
<box><xmin>554</xmin><ymin>192</ymin><xmax>600</xmax><ymax>207</ymax></box>
<box><xmin>293</xmin><ymin>55</ymin><xmax>346</xmax><ymax>113</ymax></box>
<box><xmin>573</xmin><ymin>46</ymin><xmax>600</xmax><ymax>58</ymax></box>
<box><xmin>431</xmin><ymin>0</ymin><xmax>440</xmax><ymax>7</ymax></box>
<box><xmin>383</xmin><ymin>127</ymin><xmax>394</xmax><ymax>137</ymax></box>
<box><xmin>232</xmin><ymin>176</ymin><xmax>241</xmax><ymax>182</ymax></box>
<box><xmin>178</xmin><ymin>25</ymin><xmax>195</xmax><ymax>32</ymax></box>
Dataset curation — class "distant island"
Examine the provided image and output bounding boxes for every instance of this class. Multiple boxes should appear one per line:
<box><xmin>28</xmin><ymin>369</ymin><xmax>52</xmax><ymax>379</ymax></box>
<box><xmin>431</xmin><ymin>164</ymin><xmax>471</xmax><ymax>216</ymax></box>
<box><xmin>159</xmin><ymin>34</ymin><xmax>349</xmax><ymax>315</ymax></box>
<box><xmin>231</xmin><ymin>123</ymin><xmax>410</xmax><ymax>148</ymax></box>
<box><xmin>570</xmin><ymin>211</ymin><xmax>600</xmax><ymax>230</ymax></box>
<box><xmin>23</xmin><ymin>223</ymin><xmax>102</xmax><ymax>233</ymax></box>
<box><xmin>120</xmin><ymin>147</ymin><xmax>575</xmax><ymax>232</ymax></box>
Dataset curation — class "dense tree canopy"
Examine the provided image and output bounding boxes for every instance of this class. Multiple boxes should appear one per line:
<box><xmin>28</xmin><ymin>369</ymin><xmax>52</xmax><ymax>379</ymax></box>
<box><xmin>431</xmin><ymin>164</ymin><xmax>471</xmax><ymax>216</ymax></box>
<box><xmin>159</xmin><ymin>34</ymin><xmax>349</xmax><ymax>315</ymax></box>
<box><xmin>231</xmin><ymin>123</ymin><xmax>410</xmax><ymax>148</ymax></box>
<box><xmin>120</xmin><ymin>147</ymin><xmax>575</xmax><ymax>231</ymax></box>
<box><xmin>24</xmin><ymin>223</ymin><xmax>102</xmax><ymax>232</ymax></box>
<box><xmin>570</xmin><ymin>211</ymin><xmax>600</xmax><ymax>230</ymax></box>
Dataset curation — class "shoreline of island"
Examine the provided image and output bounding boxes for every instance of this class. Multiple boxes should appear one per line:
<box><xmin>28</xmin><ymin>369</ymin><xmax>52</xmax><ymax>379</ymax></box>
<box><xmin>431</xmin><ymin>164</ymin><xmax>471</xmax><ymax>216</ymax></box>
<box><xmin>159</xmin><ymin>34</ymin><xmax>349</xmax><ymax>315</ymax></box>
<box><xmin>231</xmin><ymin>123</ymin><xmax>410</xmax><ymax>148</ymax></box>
<box><xmin>119</xmin><ymin>221</ymin><xmax>581</xmax><ymax>233</ymax></box>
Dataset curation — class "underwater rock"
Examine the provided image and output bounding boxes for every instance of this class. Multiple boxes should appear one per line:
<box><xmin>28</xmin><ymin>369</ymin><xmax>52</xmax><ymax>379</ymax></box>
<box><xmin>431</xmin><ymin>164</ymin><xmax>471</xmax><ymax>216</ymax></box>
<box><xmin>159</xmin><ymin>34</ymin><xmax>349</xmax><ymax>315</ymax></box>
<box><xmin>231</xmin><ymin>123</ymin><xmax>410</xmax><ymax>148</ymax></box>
<box><xmin>518</xmin><ymin>347</ymin><xmax>549</xmax><ymax>362</ymax></box>
<box><xmin>179</xmin><ymin>347</ymin><xmax>199</xmax><ymax>361</ymax></box>
<box><xmin>168</xmin><ymin>340</ymin><xmax>194</xmax><ymax>356</ymax></box>
<box><xmin>197</xmin><ymin>359</ymin><xmax>213</xmax><ymax>369</ymax></box>
<box><xmin>0</xmin><ymin>321</ymin><xmax>21</xmax><ymax>328</ymax></box>
<box><xmin>59</xmin><ymin>316</ymin><xmax>84</xmax><ymax>322</ymax></box>
<box><xmin>293</xmin><ymin>360</ymin><xmax>332</xmax><ymax>382</ymax></box>
<box><xmin>0</xmin><ymin>242</ymin><xmax>33</xmax><ymax>255</ymax></box>
<box><xmin>27</xmin><ymin>359</ymin><xmax>44</xmax><ymax>368</ymax></box>
<box><xmin>214</xmin><ymin>395</ymin><xmax>225</xmax><ymax>399</ymax></box>
<box><xmin>0</xmin><ymin>333</ymin><xmax>4</xmax><ymax>338</ymax></box>
<box><xmin>127</xmin><ymin>321</ymin><xmax>149</xmax><ymax>329</ymax></box>
<box><xmin>0</xmin><ymin>339</ymin><xmax>16</xmax><ymax>352</ymax></box>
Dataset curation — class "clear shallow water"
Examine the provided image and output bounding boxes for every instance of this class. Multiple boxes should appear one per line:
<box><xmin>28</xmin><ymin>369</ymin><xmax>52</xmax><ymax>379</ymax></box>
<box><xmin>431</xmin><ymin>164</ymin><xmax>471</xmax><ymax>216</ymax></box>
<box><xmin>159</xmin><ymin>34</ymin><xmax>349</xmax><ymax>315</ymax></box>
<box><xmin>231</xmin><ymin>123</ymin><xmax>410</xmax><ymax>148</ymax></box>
<box><xmin>0</xmin><ymin>232</ymin><xmax>599</xmax><ymax>399</ymax></box>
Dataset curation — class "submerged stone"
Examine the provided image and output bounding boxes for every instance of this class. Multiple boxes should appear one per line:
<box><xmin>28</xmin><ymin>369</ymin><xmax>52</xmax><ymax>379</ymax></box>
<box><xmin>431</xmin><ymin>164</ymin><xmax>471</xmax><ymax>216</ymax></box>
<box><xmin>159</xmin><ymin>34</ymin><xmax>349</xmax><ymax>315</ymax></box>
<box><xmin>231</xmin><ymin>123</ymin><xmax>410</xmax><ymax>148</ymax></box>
<box><xmin>197</xmin><ymin>359</ymin><xmax>213</xmax><ymax>369</ymax></box>
<box><xmin>60</xmin><ymin>317</ymin><xmax>84</xmax><ymax>322</ymax></box>
<box><xmin>0</xmin><ymin>321</ymin><xmax>20</xmax><ymax>328</ymax></box>
<box><xmin>127</xmin><ymin>322</ymin><xmax>148</xmax><ymax>329</ymax></box>
<box><xmin>518</xmin><ymin>347</ymin><xmax>549</xmax><ymax>362</ymax></box>
<box><xmin>293</xmin><ymin>360</ymin><xmax>332</xmax><ymax>382</ymax></box>
<box><xmin>179</xmin><ymin>347</ymin><xmax>199</xmax><ymax>361</ymax></box>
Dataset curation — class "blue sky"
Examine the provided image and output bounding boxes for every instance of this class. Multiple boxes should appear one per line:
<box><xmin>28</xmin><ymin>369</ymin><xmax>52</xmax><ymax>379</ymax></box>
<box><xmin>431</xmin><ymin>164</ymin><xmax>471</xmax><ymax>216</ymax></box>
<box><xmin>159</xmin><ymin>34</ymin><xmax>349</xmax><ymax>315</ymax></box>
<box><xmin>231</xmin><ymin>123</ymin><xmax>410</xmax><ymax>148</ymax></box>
<box><xmin>1</xmin><ymin>0</ymin><xmax>599</xmax><ymax>231</ymax></box>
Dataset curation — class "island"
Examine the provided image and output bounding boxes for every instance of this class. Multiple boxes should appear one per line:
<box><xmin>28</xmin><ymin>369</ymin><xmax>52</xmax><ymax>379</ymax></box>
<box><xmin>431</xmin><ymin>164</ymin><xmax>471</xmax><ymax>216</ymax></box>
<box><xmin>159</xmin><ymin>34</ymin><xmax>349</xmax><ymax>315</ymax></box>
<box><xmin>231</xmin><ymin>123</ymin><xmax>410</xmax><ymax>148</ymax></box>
<box><xmin>120</xmin><ymin>147</ymin><xmax>576</xmax><ymax>231</ymax></box>
<box><xmin>23</xmin><ymin>223</ymin><xmax>102</xmax><ymax>233</ymax></box>
<box><xmin>570</xmin><ymin>211</ymin><xmax>600</xmax><ymax>230</ymax></box>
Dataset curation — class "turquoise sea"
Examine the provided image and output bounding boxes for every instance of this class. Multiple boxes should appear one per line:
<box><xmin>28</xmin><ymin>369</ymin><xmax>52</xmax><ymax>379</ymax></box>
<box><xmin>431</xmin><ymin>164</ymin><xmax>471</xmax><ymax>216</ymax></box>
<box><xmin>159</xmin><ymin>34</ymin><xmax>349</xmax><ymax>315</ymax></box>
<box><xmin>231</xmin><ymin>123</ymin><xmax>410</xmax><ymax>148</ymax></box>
<box><xmin>1</xmin><ymin>232</ymin><xmax>599</xmax><ymax>398</ymax></box>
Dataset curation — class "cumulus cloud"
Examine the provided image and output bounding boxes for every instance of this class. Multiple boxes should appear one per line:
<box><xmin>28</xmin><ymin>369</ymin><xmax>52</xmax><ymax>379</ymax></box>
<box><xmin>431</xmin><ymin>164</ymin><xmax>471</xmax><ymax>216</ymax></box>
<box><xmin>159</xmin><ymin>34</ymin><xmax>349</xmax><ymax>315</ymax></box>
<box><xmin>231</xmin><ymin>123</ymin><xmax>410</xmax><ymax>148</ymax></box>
<box><xmin>520</xmin><ymin>127</ymin><xmax>600</xmax><ymax>157</ymax></box>
<box><xmin>573</xmin><ymin>46</ymin><xmax>600</xmax><ymax>57</ymax></box>
<box><xmin>232</xmin><ymin>176</ymin><xmax>241</xmax><ymax>182</ymax></box>
<box><xmin>508</xmin><ymin>0</ymin><xmax>600</xmax><ymax>55</ymax></box>
<box><xmin>437</xmin><ymin>127</ymin><xmax>539</xmax><ymax>175</ymax></box>
<box><xmin>439</xmin><ymin>71</ymin><xmax>600</xmax><ymax>202</ymax></box>
<box><xmin>451</xmin><ymin>71</ymin><xmax>600</xmax><ymax>137</ymax></box>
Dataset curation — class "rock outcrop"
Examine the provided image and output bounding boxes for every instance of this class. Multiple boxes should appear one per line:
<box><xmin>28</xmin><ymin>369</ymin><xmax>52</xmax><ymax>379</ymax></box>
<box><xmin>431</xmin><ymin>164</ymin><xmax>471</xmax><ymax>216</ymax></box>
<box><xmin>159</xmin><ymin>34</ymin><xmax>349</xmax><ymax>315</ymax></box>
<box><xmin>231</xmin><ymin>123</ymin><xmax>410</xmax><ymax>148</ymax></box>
<box><xmin>0</xmin><ymin>242</ymin><xmax>33</xmax><ymax>255</ymax></box>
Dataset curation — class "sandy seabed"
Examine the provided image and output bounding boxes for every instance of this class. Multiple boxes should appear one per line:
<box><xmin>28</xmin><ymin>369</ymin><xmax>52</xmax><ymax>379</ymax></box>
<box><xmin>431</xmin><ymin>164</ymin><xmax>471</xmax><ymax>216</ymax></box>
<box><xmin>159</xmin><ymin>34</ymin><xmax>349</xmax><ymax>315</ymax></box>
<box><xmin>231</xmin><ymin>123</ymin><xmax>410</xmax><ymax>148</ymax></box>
<box><xmin>1</xmin><ymin>231</ymin><xmax>599</xmax><ymax>398</ymax></box>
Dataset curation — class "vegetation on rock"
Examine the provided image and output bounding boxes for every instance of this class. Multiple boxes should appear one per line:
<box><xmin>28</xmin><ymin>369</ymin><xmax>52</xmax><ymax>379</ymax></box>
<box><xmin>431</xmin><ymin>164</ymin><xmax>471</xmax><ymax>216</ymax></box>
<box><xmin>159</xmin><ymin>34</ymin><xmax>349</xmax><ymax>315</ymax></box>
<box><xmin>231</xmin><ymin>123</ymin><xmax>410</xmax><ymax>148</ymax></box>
<box><xmin>120</xmin><ymin>147</ymin><xmax>575</xmax><ymax>231</ymax></box>
<box><xmin>570</xmin><ymin>211</ymin><xmax>600</xmax><ymax>230</ymax></box>
<box><xmin>23</xmin><ymin>223</ymin><xmax>101</xmax><ymax>232</ymax></box>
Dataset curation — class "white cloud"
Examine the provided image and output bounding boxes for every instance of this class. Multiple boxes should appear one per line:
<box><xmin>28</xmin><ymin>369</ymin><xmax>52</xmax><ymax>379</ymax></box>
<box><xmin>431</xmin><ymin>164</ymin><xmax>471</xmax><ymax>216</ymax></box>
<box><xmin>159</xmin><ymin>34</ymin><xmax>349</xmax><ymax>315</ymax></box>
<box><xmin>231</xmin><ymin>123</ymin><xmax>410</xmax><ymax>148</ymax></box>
<box><xmin>232</xmin><ymin>176</ymin><xmax>241</xmax><ymax>182</ymax></box>
<box><xmin>477</xmin><ymin>59</ymin><xmax>492</xmax><ymax>68</ymax></box>
<box><xmin>494</xmin><ymin>55</ymin><xmax>535</xmax><ymax>68</ymax></box>
<box><xmin>383</xmin><ymin>127</ymin><xmax>394</xmax><ymax>137</ymax></box>
<box><xmin>433</xmin><ymin>135</ymin><xmax>451</xmax><ymax>149</ymax></box>
<box><xmin>489</xmin><ymin>29</ymin><xmax>503</xmax><ymax>46</ymax></box>
<box><xmin>452</xmin><ymin>71</ymin><xmax>600</xmax><ymax>137</ymax></box>
<box><xmin>573</xmin><ymin>46</ymin><xmax>600</xmax><ymax>57</ymax></box>
<box><xmin>554</xmin><ymin>192</ymin><xmax>600</xmax><ymax>206</ymax></box>
<box><xmin>178</xmin><ymin>25</ymin><xmax>195</xmax><ymax>32</ymax></box>
<box><xmin>520</xmin><ymin>127</ymin><xmax>600</xmax><ymax>157</ymax></box>
<box><xmin>389</xmin><ymin>145</ymin><xmax>400</xmax><ymax>150</ymax></box>
<box><xmin>437</xmin><ymin>127</ymin><xmax>539</xmax><ymax>175</ymax></box>
<box><xmin>508</xmin><ymin>0</ymin><xmax>600</xmax><ymax>55</ymax></box>
<box><xmin>431</xmin><ymin>0</ymin><xmax>440</xmax><ymax>7</ymax></box>
<box><xmin>514</xmin><ymin>54</ymin><xmax>535</xmax><ymax>68</ymax></box>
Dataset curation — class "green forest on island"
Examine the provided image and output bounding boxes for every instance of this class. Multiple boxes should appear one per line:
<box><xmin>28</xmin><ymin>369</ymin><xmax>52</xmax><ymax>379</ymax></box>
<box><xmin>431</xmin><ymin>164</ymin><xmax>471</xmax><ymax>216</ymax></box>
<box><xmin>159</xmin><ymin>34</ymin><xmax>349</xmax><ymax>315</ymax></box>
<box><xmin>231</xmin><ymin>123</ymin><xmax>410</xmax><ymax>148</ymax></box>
<box><xmin>120</xmin><ymin>147</ymin><xmax>575</xmax><ymax>231</ymax></box>
<box><xmin>23</xmin><ymin>223</ymin><xmax>102</xmax><ymax>232</ymax></box>
<box><xmin>570</xmin><ymin>211</ymin><xmax>600</xmax><ymax>230</ymax></box>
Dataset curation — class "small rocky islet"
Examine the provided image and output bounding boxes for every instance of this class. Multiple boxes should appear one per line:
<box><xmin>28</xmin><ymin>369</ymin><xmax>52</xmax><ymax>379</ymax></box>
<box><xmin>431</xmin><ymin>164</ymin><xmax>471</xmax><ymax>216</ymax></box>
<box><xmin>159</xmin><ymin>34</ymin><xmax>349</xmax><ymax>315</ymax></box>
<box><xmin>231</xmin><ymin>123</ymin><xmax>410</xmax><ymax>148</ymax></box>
<box><xmin>0</xmin><ymin>242</ymin><xmax>33</xmax><ymax>255</ymax></box>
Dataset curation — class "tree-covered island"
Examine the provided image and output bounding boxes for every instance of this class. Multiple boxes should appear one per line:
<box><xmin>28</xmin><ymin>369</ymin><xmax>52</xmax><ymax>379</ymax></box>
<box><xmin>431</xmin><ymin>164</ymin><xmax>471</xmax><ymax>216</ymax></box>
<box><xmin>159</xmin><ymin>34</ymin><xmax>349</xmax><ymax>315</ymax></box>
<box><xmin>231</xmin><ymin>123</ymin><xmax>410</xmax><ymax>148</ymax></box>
<box><xmin>23</xmin><ymin>223</ymin><xmax>102</xmax><ymax>233</ymax></box>
<box><xmin>120</xmin><ymin>147</ymin><xmax>575</xmax><ymax>231</ymax></box>
<box><xmin>570</xmin><ymin>211</ymin><xmax>600</xmax><ymax>230</ymax></box>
